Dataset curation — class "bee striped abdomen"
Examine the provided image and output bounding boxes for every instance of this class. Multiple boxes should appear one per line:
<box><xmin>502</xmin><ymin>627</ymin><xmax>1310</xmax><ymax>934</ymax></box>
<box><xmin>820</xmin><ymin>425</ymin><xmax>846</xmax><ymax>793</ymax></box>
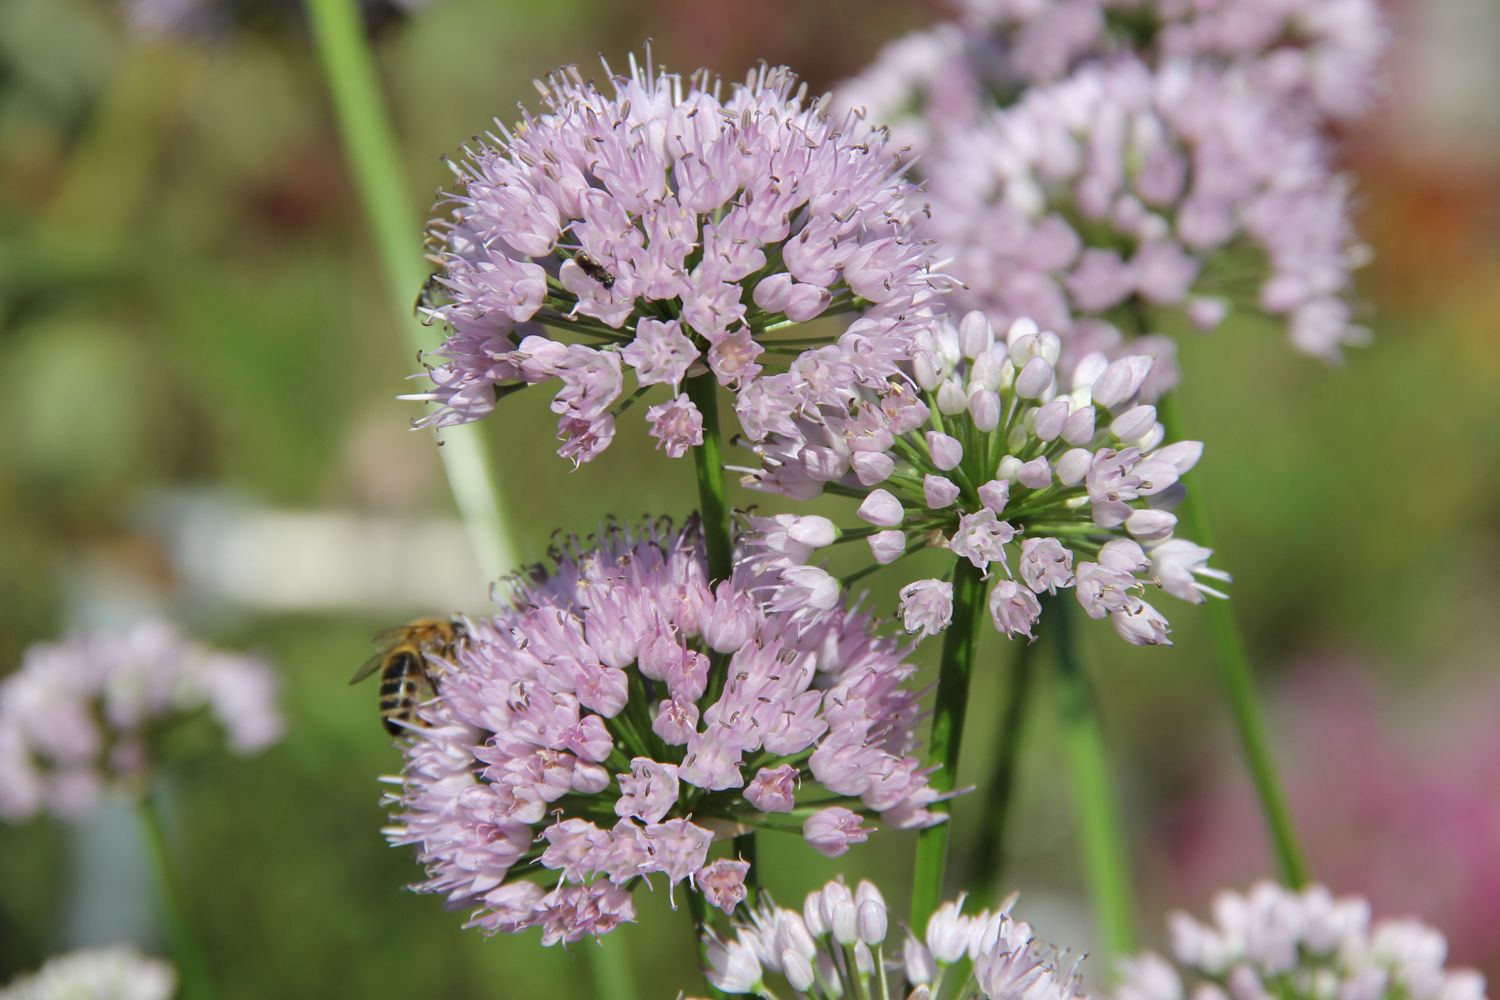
<box><xmin>378</xmin><ymin>651</ymin><xmax>429</xmax><ymax>736</ymax></box>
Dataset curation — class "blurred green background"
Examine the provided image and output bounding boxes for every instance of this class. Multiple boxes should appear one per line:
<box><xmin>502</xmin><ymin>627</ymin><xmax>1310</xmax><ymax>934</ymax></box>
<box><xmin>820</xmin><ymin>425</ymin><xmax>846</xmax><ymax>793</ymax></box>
<box><xmin>2</xmin><ymin>0</ymin><xmax>1498</xmax><ymax>996</ymax></box>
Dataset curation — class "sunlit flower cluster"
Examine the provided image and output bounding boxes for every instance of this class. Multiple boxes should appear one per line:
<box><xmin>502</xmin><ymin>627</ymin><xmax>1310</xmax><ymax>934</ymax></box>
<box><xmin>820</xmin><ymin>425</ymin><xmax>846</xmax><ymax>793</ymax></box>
<box><xmin>0</xmin><ymin>621</ymin><xmax>283</xmax><ymax>822</ymax></box>
<box><xmin>0</xmin><ymin>947</ymin><xmax>174</xmax><ymax>1000</ymax></box>
<box><xmin>1111</xmin><ymin>883</ymin><xmax>1488</xmax><ymax>1000</ymax></box>
<box><xmin>704</xmin><ymin>878</ymin><xmax>1086</xmax><ymax>1000</ymax></box>
<box><xmin>411</xmin><ymin>52</ymin><xmax>939</xmax><ymax>463</ymax></box>
<box><xmin>742</xmin><ymin>312</ymin><xmax>1223</xmax><ymax>646</ymax></box>
<box><xmin>385</xmin><ymin>518</ymin><xmax>940</xmax><ymax>945</ymax></box>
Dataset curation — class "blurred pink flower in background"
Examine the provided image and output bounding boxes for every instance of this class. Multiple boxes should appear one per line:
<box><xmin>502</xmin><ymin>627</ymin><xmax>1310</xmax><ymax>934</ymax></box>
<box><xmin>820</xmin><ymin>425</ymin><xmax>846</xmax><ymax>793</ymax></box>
<box><xmin>1161</xmin><ymin>655</ymin><xmax>1500</xmax><ymax>976</ymax></box>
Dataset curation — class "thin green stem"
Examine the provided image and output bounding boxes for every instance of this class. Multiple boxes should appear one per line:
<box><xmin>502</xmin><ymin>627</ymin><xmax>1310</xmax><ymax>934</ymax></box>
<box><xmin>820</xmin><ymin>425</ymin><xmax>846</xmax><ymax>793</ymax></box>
<box><xmin>966</xmin><ymin>640</ymin><xmax>1036</xmax><ymax>905</ymax></box>
<box><xmin>1157</xmin><ymin>393</ymin><xmax>1309</xmax><ymax>887</ymax></box>
<box><xmin>137</xmin><ymin>794</ymin><xmax>214</xmax><ymax>1000</ymax></box>
<box><xmin>683</xmin><ymin>370</ymin><xmax>757</xmax><ymax>896</ymax></box>
<box><xmin>1050</xmin><ymin>597</ymin><xmax>1137</xmax><ymax>960</ymax></box>
<box><xmin>689</xmin><ymin>891</ymin><xmax>727</xmax><ymax>999</ymax></box>
<box><xmin>910</xmin><ymin>559</ymin><xmax>988</xmax><ymax>934</ymax></box>
<box><xmin>306</xmin><ymin>0</ymin><xmax>512</xmax><ymax>580</ymax></box>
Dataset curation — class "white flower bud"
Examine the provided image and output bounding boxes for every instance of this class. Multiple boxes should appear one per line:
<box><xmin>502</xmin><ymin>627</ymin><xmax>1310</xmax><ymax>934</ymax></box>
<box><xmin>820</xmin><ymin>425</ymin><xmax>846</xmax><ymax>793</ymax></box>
<box><xmin>1091</xmin><ymin>356</ymin><xmax>1154</xmax><ymax>409</ymax></box>
<box><xmin>970</xmin><ymin>349</ymin><xmax>1005</xmax><ymax>392</ymax></box>
<box><xmin>831</xmin><ymin>898</ymin><xmax>859</xmax><ymax>946</ymax></box>
<box><xmin>913</xmin><ymin>351</ymin><xmax>942</xmax><ymax>392</ymax></box>
<box><xmin>783</xmin><ymin>949</ymin><xmax>815</xmax><ymax>992</ymax></box>
<box><xmin>858</xmin><ymin>899</ymin><xmax>888</xmax><ymax>946</ymax></box>
<box><xmin>969</xmin><ymin>388</ymin><xmax>1001</xmax><ymax>431</ymax></box>
<box><xmin>997</xmin><ymin>456</ymin><xmax>1024</xmax><ymax>482</ymax></box>
<box><xmin>788</xmin><ymin>515</ymin><xmax>838</xmax><ymax>548</ymax></box>
<box><xmin>959</xmin><ymin>311</ymin><xmax>994</xmax><ymax>358</ymax></box>
<box><xmin>868</xmin><ymin>530</ymin><xmax>907</xmax><ymax>565</ymax></box>
<box><xmin>1125</xmin><ymin>508</ymin><xmax>1177</xmax><ymax>539</ymax></box>
<box><xmin>904</xmin><ymin>937</ymin><xmax>937</xmax><ymax>985</ymax></box>
<box><xmin>1015</xmin><ymin>357</ymin><xmax>1056</xmax><ymax>400</ymax></box>
<box><xmin>1111</xmin><ymin>405</ymin><xmax>1158</xmax><ymax>443</ymax></box>
<box><xmin>1005</xmin><ymin>316</ymin><xmax>1039</xmax><ymax>350</ymax></box>
<box><xmin>937</xmin><ymin>379</ymin><xmax>968</xmax><ymax>415</ymax></box>
<box><xmin>857</xmin><ymin>489</ymin><xmax>904</xmax><ymax>527</ymax></box>
<box><xmin>1056</xmin><ymin>448</ymin><xmax>1093</xmax><ymax>486</ymax></box>
<box><xmin>1032</xmin><ymin>399</ymin><xmax>1070</xmax><ymax>441</ymax></box>
<box><xmin>1062</xmin><ymin>406</ymin><xmax>1097</xmax><ymax>445</ymax></box>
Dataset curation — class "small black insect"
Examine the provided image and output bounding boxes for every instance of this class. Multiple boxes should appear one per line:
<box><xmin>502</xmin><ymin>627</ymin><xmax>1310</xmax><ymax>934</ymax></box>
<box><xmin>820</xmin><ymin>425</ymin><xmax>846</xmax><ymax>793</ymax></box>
<box><xmin>575</xmin><ymin>253</ymin><xmax>616</xmax><ymax>289</ymax></box>
<box><xmin>413</xmin><ymin>272</ymin><xmax>443</xmax><ymax>320</ymax></box>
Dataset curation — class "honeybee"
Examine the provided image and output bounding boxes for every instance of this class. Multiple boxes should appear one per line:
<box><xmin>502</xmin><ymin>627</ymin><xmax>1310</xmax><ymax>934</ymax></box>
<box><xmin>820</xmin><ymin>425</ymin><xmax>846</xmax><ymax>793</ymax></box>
<box><xmin>574</xmin><ymin>252</ymin><xmax>616</xmax><ymax>289</ymax></box>
<box><xmin>348</xmin><ymin>617</ymin><xmax>466</xmax><ymax>736</ymax></box>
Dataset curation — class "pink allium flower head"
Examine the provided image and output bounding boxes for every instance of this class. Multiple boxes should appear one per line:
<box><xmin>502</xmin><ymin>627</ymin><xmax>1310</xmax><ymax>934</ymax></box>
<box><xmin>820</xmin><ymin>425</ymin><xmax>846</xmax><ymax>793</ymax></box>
<box><xmin>0</xmin><ymin>622</ymin><xmax>283</xmax><ymax>823</ymax></box>
<box><xmin>1110</xmin><ymin>883</ymin><xmax>1487</xmax><ymax>1000</ymax></box>
<box><xmin>0</xmin><ymin>946</ymin><xmax>176</xmax><ymax>1000</ymax></box>
<box><xmin>916</xmin><ymin>56</ymin><xmax>1370</xmax><ymax>390</ymax></box>
<box><xmin>408</xmin><ymin>50</ymin><xmax>940</xmax><ymax>463</ymax></box>
<box><xmin>706</xmin><ymin>879</ymin><xmax>1087</xmax><ymax>1000</ymax></box>
<box><xmin>384</xmin><ymin>518</ymin><xmax>940</xmax><ymax>944</ymax></box>
<box><xmin>743</xmin><ymin>312</ymin><xmax>1224</xmax><ymax>648</ymax></box>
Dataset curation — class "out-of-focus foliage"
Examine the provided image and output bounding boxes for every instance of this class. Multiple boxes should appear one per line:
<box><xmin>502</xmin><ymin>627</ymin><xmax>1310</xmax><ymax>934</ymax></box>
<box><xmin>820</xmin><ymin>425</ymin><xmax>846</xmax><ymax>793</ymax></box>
<box><xmin>1</xmin><ymin>0</ymin><xmax>1497</xmax><ymax>995</ymax></box>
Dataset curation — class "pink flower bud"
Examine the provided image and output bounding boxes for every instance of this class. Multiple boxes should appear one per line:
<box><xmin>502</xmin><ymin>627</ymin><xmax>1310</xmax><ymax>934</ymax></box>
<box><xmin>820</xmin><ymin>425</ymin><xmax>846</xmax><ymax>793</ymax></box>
<box><xmin>926</xmin><ymin>432</ymin><xmax>964</xmax><ymax>471</ymax></box>
<box><xmin>959</xmin><ymin>311</ymin><xmax>994</xmax><ymax>358</ymax></box>
<box><xmin>924</xmin><ymin>475</ymin><xmax>961</xmax><ymax>510</ymax></box>
<box><xmin>936</xmin><ymin>380</ymin><xmax>968</xmax><ymax>415</ymax></box>
<box><xmin>1091</xmin><ymin>356</ymin><xmax>1154</xmax><ymax>409</ymax></box>
<box><xmin>1015</xmin><ymin>357</ymin><xmax>1056</xmax><ymax>399</ymax></box>
<box><xmin>1032</xmin><ymin>399</ymin><xmax>1070</xmax><ymax>441</ymax></box>
<box><xmin>1018</xmin><ymin>457</ymin><xmax>1052</xmax><ymax>489</ymax></box>
<box><xmin>852</xmin><ymin>451</ymin><xmax>895</xmax><ymax>486</ymax></box>
<box><xmin>1111</xmin><ymin>405</ymin><xmax>1158</xmax><ymax>442</ymax></box>
<box><xmin>787</xmin><ymin>515</ymin><xmax>838</xmax><ymax>547</ymax></box>
<box><xmin>1062</xmin><ymin>406</ymin><xmax>1097</xmax><ymax>445</ymax></box>
<box><xmin>867</xmin><ymin>530</ymin><xmax>906</xmax><ymax>565</ymax></box>
<box><xmin>1125</xmin><ymin>508</ymin><xmax>1177</xmax><ymax>540</ymax></box>
<box><xmin>783</xmin><ymin>950</ymin><xmax>815</xmax><ymax>991</ymax></box>
<box><xmin>979</xmin><ymin>479</ymin><xmax>1010</xmax><ymax>513</ymax></box>
<box><xmin>857</xmin><ymin>489</ymin><xmax>904</xmax><ymax>527</ymax></box>
<box><xmin>1056</xmin><ymin>448</ymin><xmax>1093</xmax><ymax>485</ymax></box>
<box><xmin>858</xmin><ymin>899</ymin><xmax>888</xmax><ymax>946</ymax></box>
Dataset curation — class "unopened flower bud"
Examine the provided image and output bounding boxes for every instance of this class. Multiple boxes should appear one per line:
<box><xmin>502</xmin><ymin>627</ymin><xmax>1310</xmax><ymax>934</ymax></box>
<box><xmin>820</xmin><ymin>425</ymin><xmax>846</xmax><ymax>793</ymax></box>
<box><xmin>1015</xmin><ymin>357</ymin><xmax>1055</xmax><ymax>399</ymax></box>
<box><xmin>936</xmin><ymin>380</ymin><xmax>968</xmax><ymax>415</ymax></box>
<box><xmin>788</xmin><ymin>515</ymin><xmax>838</xmax><ymax>548</ymax></box>
<box><xmin>1032</xmin><ymin>399</ymin><xmax>1070</xmax><ymax>441</ymax></box>
<box><xmin>926</xmin><ymin>432</ymin><xmax>964</xmax><ymax>471</ymax></box>
<box><xmin>857</xmin><ymin>489</ymin><xmax>904</xmax><ymax>527</ymax></box>
<box><xmin>868</xmin><ymin>530</ymin><xmax>906</xmax><ymax>565</ymax></box>
<box><xmin>959</xmin><ymin>311</ymin><xmax>994</xmax><ymax>358</ymax></box>
<box><xmin>924</xmin><ymin>475</ymin><xmax>961</xmax><ymax>509</ymax></box>
<box><xmin>783</xmin><ymin>950</ymin><xmax>815</xmax><ymax>992</ymax></box>
<box><xmin>1125</xmin><ymin>508</ymin><xmax>1177</xmax><ymax>539</ymax></box>
<box><xmin>979</xmin><ymin>479</ymin><xmax>1010</xmax><ymax>513</ymax></box>
<box><xmin>1111</xmin><ymin>405</ymin><xmax>1158</xmax><ymax>443</ymax></box>
<box><xmin>1062</xmin><ymin>406</ymin><xmax>1097</xmax><ymax>445</ymax></box>
<box><xmin>1091</xmin><ymin>356</ymin><xmax>1154</xmax><ymax>409</ymax></box>
<box><xmin>1018</xmin><ymin>457</ymin><xmax>1052</xmax><ymax>489</ymax></box>
<box><xmin>998</xmin><ymin>456</ymin><xmax>1023</xmax><ymax>482</ymax></box>
<box><xmin>858</xmin><ymin>900</ymin><xmax>888</xmax><ymax>946</ymax></box>
<box><xmin>970</xmin><ymin>388</ymin><xmax>1001</xmax><ymax>431</ymax></box>
<box><xmin>852</xmin><ymin>451</ymin><xmax>895</xmax><ymax>486</ymax></box>
<box><xmin>1056</xmin><ymin>448</ymin><xmax>1093</xmax><ymax>485</ymax></box>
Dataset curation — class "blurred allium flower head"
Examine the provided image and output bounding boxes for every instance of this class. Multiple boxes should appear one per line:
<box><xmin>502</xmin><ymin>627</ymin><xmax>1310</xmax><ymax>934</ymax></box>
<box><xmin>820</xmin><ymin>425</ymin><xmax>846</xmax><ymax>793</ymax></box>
<box><xmin>703</xmin><ymin>877</ymin><xmax>1085</xmax><ymax>1000</ymax></box>
<box><xmin>920</xmin><ymin>55</ymin><xmax>1368</xmax><ymax>389</ymax></box>
<box><xmin>955</xmin><ymin>0</ymin><xmax>1387</xmax><ymax>122</ymax></box>
<box><xmin>411</xmin><ymin>50</ymin><xmax>941</xmax><ymax>464</ymax></box>
<box><xmin>0</xmin><ymin>947</ymin><xmax>175</xmax><ymax>1000</ymax></box>
<box><xmin>742</xmin><ymin>311</ymin><xmax>1224</xmax><ymax>647</ymax></box>
<box><xmin>384</xmin><ymin>518</ymin><xmax>940</xmax><ymax>945</ymax></box>
<box><xmin>0</xmin><ymin>621</ymin><xmax>283</xmax><ymax>822</ymax></box>
<box><xmin>1112</xmin><ymin>882</ymin><xmax>1488</xmax><ymax>1000</ymax></box>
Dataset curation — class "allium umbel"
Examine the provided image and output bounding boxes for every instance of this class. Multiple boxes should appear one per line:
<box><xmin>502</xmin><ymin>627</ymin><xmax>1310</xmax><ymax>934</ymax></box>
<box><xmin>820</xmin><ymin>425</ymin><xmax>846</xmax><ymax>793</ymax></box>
<box><xmin>384</xmin><ymin>519</ymin><xmax>940</xmax><ymax>945</ymax></box>
<box><xmin>919</xmin><ymin>56</ymin><xmax>1369</xmax><ymax>387</ymax></box>
<box><xmin>1110</xmin><ymin>882</ymin><xmax>1487</xmax><ymax>1000</ymax></box>
<box><xmin>743</xmin><ymin>312</ymin><xmax>1225</xmax><ymax>647</ymax></box>
<box><xmin>703</xmin><ymin>878</ymin><xmax>1087</xmax><ymax>1000</ymax></box>
<box><xmin>0</xmin><ymin>946</ymin><xmax>176</xmax><ymax>1000</ymax></box>
<box><xmin>0</xmin><ymin>621</ymin><xmax>283</xmax><ymax>822</ymax></box>
<box><xmin>409</xmin><ymin>51</ymin><xmax>939</xmax><ymax>463</ymax></box>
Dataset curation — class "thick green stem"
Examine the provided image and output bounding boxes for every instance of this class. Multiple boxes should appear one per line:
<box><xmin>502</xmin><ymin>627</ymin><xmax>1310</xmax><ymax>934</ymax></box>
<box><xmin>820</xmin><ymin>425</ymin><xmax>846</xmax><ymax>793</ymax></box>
<box><xmin>685</xmin><ymin>372</ymin><xmax>735</xmax><ymax>583</ymax></box>
<box><xmin>586</xmin><ymin>937</ymin><xmax>641</xmax><ymax>1000</ymax></box>
<box><xmin>910</xmin><ymin>559</ymin><xmax>988</xmax><ymax>933</ymax></box>
<box><xmin>1157</xmin><ymin>393</ymin><xmax>1309</xmax><ymax>887</ymax></box>
<box><xmin>966</xmin><ymin>640</ymin><xmax>1036</xmax><ymax>903</ymax></box>
<box><xmin>137</xmin><ymin>795</ymin><xmax>214</xmax><ymax>1000</ymax></box>
<box><xmin>306</xmin><ymin>0</ymin><xmax>512</xmax><ymax>580</ymax></box>
<box><xmin>1051</xmin><ymin>598</ymin><xmax>1137</xmax><ymax>960</ymax></box>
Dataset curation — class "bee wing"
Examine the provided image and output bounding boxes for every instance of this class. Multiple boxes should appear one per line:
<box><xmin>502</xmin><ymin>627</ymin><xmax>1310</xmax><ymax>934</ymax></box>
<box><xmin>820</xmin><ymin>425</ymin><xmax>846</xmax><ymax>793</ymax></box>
<box><xmin>349</xmin><ymin>648</ymin><xmax>389</xmax><ymax>685</ymax></box>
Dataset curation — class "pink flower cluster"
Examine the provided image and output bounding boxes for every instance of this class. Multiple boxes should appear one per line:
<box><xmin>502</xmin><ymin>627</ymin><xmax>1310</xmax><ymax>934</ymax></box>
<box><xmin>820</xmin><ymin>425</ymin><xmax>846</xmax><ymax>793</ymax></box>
<box><xmin>919</xmin><ymin>55</ymin><xmax>1368</xmax><ymax>388</ymax></box>
<box><xmin>705</xmin><ymin>877</ymin><xmax>1085</xmax><ymax>1000</ymax></box>
<box><xmin>0</xmin><ymin>621</ymin><xmax>283</xmax><ymax>822</ymax></box>
<box><xmin>955</xmin><ymin>0</ymin><xmax>1386</xmax><ymax>121</ymax></box>
<box><xmin>385</xmin><ymin>519</ymin><xmax>939</xmax><ymax>945</ymax></box>
<box><xmin>410</xmin><ymin>51</ymin><xmax>938</xmax><ymax>463</ymax></box>
<box><xmin>1112</xmin><ymin>883</ymin><xmax>1487</xmax><ymax>1000</ymax></box>
<box><xmin>742</xmin><ymin>312</ymin><xmax>1225</xmax><ymax>647</ymax></box>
